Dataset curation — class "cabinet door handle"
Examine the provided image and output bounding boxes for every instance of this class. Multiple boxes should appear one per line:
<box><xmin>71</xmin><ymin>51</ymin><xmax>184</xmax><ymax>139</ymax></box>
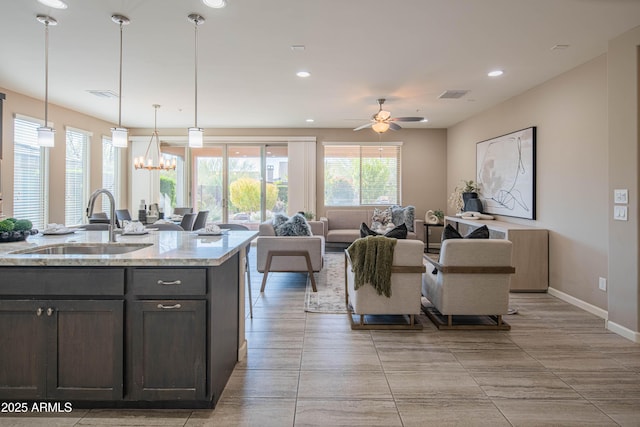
<box><xmin>157</xmin><ymin>280</ymin><xmax>182</xmax><ymax>286</ymax></box>
<box><xmin>36</xmin><ymin>307</ymin><xmax>43</xmax><ymax>316</ymax></box>
<box><xmin>46</xmin><ymin>307</ymin><xmax>54</xmax><ymax>316</ymax></box>
<box><xmin>157</xmin><ymin>303</ymin><xmax>182</xmax><ymax>310</ymax></box>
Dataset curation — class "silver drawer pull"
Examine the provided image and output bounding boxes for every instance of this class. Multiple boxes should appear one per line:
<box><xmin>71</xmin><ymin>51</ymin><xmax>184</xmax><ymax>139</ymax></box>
<box><xmin>46</xmin><ymin>307</ymin><xmax>54</xmax><ymax>316</ymax></box>
<box><xmin>36</xmin><ymin>307</ymin><xmax>43</xmax><ymax>316</ymax></box>
<box><xmin>157</xmin><ymin>303</ymin><xmax>182</xmax><ymax>310</ymax></box>
<box><xmin>157</xmin><ymin>280</ymin><xmax>182</xmax><ymax>286</ymax></box>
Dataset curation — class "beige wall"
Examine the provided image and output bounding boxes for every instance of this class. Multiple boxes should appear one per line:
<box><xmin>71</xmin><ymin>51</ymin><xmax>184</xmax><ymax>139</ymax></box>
<box><xmin>607</xmin><ymin>26</ymin><xmax>640</xmax><ymax>335</ymax></box>
<box><xmin>0</xmin><ymin>87</ymin><xmax>127</xmax><ymax>222</ymax></box>
<box><xmin>448</xmin><ymin>55</ymin><xmax>609</xmax><ymax>310</ymax></box>
<box><xmin>129</xmin><ymin>127</ymin><xmax>449</xmax><ymax>223</ymax></box>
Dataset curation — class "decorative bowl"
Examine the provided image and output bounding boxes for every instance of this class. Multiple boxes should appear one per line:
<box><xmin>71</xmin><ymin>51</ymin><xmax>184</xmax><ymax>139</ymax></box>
<box><xmin>0</xmin><ymin>229</ymin><xmax>38</xmax><ymax>243</ymax></box>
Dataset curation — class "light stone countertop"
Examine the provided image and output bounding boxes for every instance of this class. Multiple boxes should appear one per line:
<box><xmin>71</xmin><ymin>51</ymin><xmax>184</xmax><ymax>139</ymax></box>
<box><xmin>0</xmin><ymin>229</ymin><xmax>257</xmax><ymax>267</ymax></box>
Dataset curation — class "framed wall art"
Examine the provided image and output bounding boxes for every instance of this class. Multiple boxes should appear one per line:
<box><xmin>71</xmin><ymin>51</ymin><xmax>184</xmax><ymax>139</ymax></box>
<box><xmin>476</xmin><ymin>126</ymin><xmax>536</xmax><ymax>220</ymax></box>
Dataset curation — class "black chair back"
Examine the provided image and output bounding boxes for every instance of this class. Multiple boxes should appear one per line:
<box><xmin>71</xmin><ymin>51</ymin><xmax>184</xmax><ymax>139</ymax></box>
<box><xmin>192</xmin><ymin>211</ymin><xmax>209</xmax><ymax>231</ymax></box>
<box><xmin>179</xmin><ymin>213</ymin><xmax>197</xmax><ymax>231</ymax></box>
<box><xmin>115</xmin><ymin>209</ymin><xmax>132</xmax><ymax>228</ymax></box>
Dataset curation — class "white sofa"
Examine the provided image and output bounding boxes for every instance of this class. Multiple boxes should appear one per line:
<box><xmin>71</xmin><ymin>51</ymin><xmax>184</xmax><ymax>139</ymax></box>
<box><xmin>321</xmin><ymin>209</ymin><xmax>424</xmax><ymax>244</ymax></box>
<box><xmin>345</xmin><ymin>239</ymin><xmax>426</xmax><ymax>329</ymax></box>
<box><xmin>257</xmin><ymin>220</ymin><xmax>325</xmax><ymax>292</ymax></box>
<box><xmin>422</xmin><ymin>239</ymin><xmax>515</xmax><ymax>329</ymax></box>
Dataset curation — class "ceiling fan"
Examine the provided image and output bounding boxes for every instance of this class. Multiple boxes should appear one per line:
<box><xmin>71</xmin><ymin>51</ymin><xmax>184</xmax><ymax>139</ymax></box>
<box><xmin>353</xmin><ymin>98</ymin><xmax>424</xmax><ymax>133</ymax></box>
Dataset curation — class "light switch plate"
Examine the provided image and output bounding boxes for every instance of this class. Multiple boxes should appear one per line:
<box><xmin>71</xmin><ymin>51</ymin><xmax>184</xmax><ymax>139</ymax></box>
<box><xmin>614</xmin><ymin>189</ymin><xmax>628</xmax><ymax>204</ymax></box>
<box><xmin>614</xmin><ymin>205</ymin><xmax>628</xmax><ymax>221</ymax></box>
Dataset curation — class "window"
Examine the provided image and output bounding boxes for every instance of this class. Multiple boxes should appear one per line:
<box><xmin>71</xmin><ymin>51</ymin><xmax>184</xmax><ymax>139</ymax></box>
<box><xmin>65</xmin><ymin>127</ymin><xmax>90</xmax><ymax>225</ymax></box>
<box><xmin>102</xmin><ymin>136</ymin><xmax>120</xmax><ymax>209</ymax></box>
<box><xmin>13</xmin><ymin>116</ymin><xmax>48</xmax><ymax>229</ymax></box>
<box><xmin>324</xmin><ymin>144</ymin><xmax>401</xmax><ymax>206</ymax></box>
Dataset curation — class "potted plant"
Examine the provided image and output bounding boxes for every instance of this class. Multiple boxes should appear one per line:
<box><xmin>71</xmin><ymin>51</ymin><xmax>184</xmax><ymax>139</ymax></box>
<box><xmin>433</xmin><ymin>209</ymin><xmax>445</xmax><ymax>224</ymax></box>
<box><xmin>449</xmin><ymin>180</ymin><xmax>480</xmax><ymax>213</ymax></box>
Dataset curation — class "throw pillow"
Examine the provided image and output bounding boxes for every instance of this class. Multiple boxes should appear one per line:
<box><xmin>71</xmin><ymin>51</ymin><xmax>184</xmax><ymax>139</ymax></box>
<box><xmin>360</xmin><ymin>222</ymin><xmax>378</xmax><ymax>238</ymax></box>
<box><xmin>391</xmin><ymin>205</ymin><xmax>415</xmax><ymax>232</ymax></box>
<box><xmin>371</xmin><ymin>207</ymin><xmax>392</xmax><ymax>228</ymax></box>
<box><xmin>274</xmin><ymin>214</ymin><xmax>312</xmax><ymax>236</ymax></box>
<box><xmin>272</xmin><ymin>213</ymin><xmax>288</xmax><ymax>229</ymax></box>
<box><xmin>384</xmin><ymin>223</ymin><xmax>408</xmax><ymax>239</ymax></box>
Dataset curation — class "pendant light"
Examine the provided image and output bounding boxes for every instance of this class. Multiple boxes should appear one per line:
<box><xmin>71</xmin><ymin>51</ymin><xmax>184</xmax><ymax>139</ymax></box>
<box><xmin>110</xmin><ymin>14</ymin><xmax>130</xmax><ymax>148</ymax></box>
<box><xmin>36</xmin><ymin>15</ymin><xmax>57</xmax><ymax>148</ymax></box>
<box><xmin>134</xmin><ymin>105</ymin><xmax>176</xmax><ymax>171</ymax></box>
<box><xmin>187</xmin><ymin>14</ymin><xmax>205</xmax><ymax>148</ymax></box>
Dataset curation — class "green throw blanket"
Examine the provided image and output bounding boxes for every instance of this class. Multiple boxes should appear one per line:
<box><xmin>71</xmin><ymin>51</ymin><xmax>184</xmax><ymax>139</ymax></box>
<box><xmin>347</xmin><ymin>236</ymin><xmax>397</xmax><ymax>297</ymax></box>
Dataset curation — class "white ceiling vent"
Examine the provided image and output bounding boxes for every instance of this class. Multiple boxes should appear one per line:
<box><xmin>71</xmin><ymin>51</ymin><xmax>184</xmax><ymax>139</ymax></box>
<box><xmin>438</xmin><ymin>90</ymin><xmax>470</xmax><ymax>99</ymax></box>
<box><xmin>87</xmin><ymin>90</ymin><xmax>119</xmax><ymax>99</ymax></box>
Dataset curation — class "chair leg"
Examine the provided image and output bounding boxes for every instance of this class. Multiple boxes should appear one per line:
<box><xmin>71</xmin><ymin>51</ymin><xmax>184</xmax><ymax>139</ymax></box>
<box><xmin>260</xmin><ymin>252</ymin><xmax>274</xmax><ymax>293</ymax></box>
<box><xmin>246</xmin><ymin>255</ymin><xmax>253</xmax><ymax>318</ymax></box>
<box><xmin>302</xmin><ymin>251</ymin><xmax>317</xmax><ymax>292</ymax></box>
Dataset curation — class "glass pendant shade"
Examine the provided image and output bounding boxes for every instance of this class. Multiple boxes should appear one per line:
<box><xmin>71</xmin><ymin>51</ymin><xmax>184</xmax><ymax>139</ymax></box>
<box><xmin>111</xmin><ymin>127</ymin><xmax>128</xmax><ymax>147</ymax></box>
<box><xmin>188</xmin><ymin>127</ymin><xmax>204</xmax><ymax>148</ymax></box>
<box><xmin>37</xmin><ymin>126</ymin><xmax>55</xmax><ymax>147</ymax></box>
<box><xmin>372</xmin><ymin>121</ymin><xmax>390</xmax><ymax>134</ymax></box>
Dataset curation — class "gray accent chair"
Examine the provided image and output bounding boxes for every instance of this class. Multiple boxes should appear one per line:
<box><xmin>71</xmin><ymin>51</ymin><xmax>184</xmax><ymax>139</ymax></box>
<box><xmin>257</xmin><ymin>220</ymin><xmax>325</xmax><ymax>293</ymax></box>
<box><xmin>345</xmin><ymin>239</ymin><xmax>425</xmax><ymax>329</ymax></box>
<box><xmin>422</xmin><ymin>239</ymin><xmax>515</xmax><ymax>330</ymax></box>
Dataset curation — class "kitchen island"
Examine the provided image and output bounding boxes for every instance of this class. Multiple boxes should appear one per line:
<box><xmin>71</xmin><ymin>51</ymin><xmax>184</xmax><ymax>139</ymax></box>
<box><xmin>0</xmin><ymin>229</ymin><xmax>256</xmax><ymax>408</ymax></box>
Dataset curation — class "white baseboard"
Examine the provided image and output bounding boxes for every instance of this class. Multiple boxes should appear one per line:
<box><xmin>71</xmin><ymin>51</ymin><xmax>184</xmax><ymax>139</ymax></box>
<box><xmin>548</xmin><ymin>287</ymin><xmax>640</xmax><ymax>343</ymax></box>
<box><xmin>605</xmin><ymin>320</ymin><xmax>640</xmax><ymax>343</ymax></box>
<box><xmin>547</xmin><ymin>287</ymin><xmax>608</xmax><ymax>319</ymax></box>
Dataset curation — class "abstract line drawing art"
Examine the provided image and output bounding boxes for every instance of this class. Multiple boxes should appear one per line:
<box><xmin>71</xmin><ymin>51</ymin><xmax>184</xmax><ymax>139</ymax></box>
<box><xmin>476</xmin><ymin>127</ymin><xmax>536</xmax><ymax>220</ymax></box>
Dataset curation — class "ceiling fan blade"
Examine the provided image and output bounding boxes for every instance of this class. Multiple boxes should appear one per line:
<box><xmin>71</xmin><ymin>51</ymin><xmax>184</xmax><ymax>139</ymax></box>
<box><xmin>353</xmin><ymin>122</ymin><xmax>373</xmax><ymax>131</ymax></box>
<box><xmin>391</xmin><ymin>117</ymin><xmax>424</xmax><ymax>122</ymax></box>
<box><xmin>389</xmin><ymin>122</ymin><xmax>402</xmax><ymax>131</ymax></box>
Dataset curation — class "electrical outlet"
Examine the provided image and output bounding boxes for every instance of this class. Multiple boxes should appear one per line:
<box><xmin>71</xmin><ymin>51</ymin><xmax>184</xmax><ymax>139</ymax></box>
<box><xmin>599</xmin><ymin>277</ymin><xmax>607</xmax><ymax>291</ymax></box>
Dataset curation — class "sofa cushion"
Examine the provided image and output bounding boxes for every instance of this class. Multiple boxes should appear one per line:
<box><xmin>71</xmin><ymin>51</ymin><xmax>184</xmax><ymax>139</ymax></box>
<box><xmin>391</xmin><ymin>205</ymin><xmax>415</xmax><ymax>232</ymax></box>
<box><xmin>273</xmin><ymin>214</ymin><xmax>312</xmax><ymax>236</ymax></box>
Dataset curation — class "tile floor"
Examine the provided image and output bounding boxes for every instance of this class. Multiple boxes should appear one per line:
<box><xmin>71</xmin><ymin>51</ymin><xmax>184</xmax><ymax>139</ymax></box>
<box><xmin>2</xmin><ymin>251</ymin><xmax>640</xmax><ymax>426</ymax></box>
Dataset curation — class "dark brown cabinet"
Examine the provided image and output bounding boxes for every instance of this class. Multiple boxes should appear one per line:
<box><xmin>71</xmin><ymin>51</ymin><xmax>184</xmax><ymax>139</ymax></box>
<box><xmin>129</xmin><ymin>300</ymin><xmax>206</xmax><ymax>400</ymax></box>
<box><xmin>0</xmin><ymin>299</ymin><xmax>123</xmax><ymax>400</ymax></box>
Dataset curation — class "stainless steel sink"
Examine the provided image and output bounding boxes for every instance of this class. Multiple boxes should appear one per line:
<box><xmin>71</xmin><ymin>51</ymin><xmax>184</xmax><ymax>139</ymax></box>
<box><xmin>10</xmin><ymin>243</ymin><xmax>153</xmax><ymax>255</ymax></box>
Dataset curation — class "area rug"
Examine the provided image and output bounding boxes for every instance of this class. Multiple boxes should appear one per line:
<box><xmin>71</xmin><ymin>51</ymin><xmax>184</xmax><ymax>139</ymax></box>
<box><xmin>304</xmin><ymin>252</ymin><xmax>349</xmax><ymax>313</ymax></box>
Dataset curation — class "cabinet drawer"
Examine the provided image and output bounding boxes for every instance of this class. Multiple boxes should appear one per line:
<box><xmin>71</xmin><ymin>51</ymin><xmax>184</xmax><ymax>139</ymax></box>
<box><xmin>131</xmin><ymin>268</ymin><xmax>206</xmax><ymax>296</ymax></box>
<box><xmin>0</xmin><ymin>267</ymin><xmax>125</xmax><ymax>296</ymax></box>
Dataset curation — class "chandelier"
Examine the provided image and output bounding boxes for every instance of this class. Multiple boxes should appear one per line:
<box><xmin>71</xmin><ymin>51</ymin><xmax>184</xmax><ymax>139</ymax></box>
<box><xmin>134</xmin><ymin>105</ymin><xmax>176</xmax><ymax>171</ymax></box>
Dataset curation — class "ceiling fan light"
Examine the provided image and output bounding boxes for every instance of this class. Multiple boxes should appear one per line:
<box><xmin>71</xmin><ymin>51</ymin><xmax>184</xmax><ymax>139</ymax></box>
<box><xmin>37</xmin><ymin>126</ymin><xmax>55</xmax><ymax>147</ymax></box>
<box><xmin>376</xmin><ymin>110</ymin><xmax>391</xmax><ymax>120</ymax></box>
<box><xmin>203</xmin><ymin>0</ymin><xmax>227</xmax><ymax>8</ymax></box>
<box><xmin>372</xmin><ymin>122</ymin><xmax>390</xmax><ymax>134</ymax></box>
<box><xmin>188</xmin><ymin>127</ymin><xmax>204</xmax><ymax>148</ymax></box>
<box><xmin>37</xmin><ymin>0</ymin><xmax>68</xmax><ymax>9</ymax></box>
<box><xmin>111</xmin><ymin>127</ymin><xmax>128</xmax><ymax>147</ymax></box>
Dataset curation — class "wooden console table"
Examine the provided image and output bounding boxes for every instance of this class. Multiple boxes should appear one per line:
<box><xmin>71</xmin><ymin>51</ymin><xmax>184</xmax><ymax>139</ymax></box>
<box><xmin>445</xmin><ymin>216</ymin><xmax>549</xmax><ymax>292</ymax></box>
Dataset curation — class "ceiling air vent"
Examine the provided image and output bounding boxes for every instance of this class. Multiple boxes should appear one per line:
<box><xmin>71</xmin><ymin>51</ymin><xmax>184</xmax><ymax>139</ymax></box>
<box><xmin>87</xmin><ymin>89</ymin><xmax>119</xmax><ymax>99</ymax></box>
<box><xmin>438</xmin><ymin>90</ymin><xmax>469</xmax><ymax>100</ymax></box>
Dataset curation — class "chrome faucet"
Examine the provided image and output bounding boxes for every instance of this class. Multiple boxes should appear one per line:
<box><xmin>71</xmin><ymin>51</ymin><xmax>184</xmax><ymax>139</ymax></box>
<box><xmin>87</xmin><ymin>188</ymin><xmax>117</xmax><ymax>243</ymax></box>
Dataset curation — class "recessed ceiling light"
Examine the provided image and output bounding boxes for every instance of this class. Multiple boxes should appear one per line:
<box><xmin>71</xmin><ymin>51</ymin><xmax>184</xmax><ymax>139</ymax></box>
<box><xmin>290</xmin><ymin>45</ymin><xmax>306</xmax><ymax>52</ymax></box>
<box><xmin>488</xmin><ymin>70</ymin><xmax>504</xmax><ymax>77</ymax></box>
<box><xmin>37</xmin><ymin>0</ymin><xmax>68</xmax><ymax>9</ymax></box>
<box><xmin>305</xmin><ymin>118</ymin><xmax>314</xmax><ymax>123</ymax></box>
<box><xmin>203</xmin><ymin>0</ymin><xmax>227</xmax><ymax>8</ymax></box>
<box><xmin>296</xmin><ymin>71</ymin><xmax>311</xmax><ymax>78</ymax></box>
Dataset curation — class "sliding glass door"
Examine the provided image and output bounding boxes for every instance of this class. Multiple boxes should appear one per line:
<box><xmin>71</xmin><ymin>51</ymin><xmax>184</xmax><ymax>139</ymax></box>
<box><xmin>190</xmin><ymin>144</ymin><xmax>287</xmax><ymax>228</ymax></box>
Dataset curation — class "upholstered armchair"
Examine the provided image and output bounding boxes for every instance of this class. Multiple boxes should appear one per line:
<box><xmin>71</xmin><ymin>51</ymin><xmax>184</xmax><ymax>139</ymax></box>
<box><xmin>345</xmin><ymin>238</ymin><xmax>425</xmax><ymax>329</ymax></box>
<box><xmin>422</xmin><ymin>239</ymin><xmax>515</xmax><ymax>330</ymax></box>
<box><xmin>256</xmin><ymin>219</ymin><xmax>325</xmax><ymax>292</ymax></box>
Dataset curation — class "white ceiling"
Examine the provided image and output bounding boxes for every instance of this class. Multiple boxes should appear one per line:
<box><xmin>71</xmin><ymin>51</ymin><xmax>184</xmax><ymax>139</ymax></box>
<box><xmin>2</xmin><ymin>0</ymin><xmax>640</xmax><ymax>130</ymax></box>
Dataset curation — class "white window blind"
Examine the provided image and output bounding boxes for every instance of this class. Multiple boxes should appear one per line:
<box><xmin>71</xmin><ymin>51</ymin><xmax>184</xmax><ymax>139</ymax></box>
<box><xmin>65</xmin><ymin>128</ymin><xmax>90</xmax><ymax>226</ymax></box>
<box><xmin>13</xmin><ymin>116</ymin><xmax>48</xmax><ymax>229</ymax></box>
<box><xmin>102</xmin><ymin>136</ymin><xmax>119</xmax><ymax>209</ymax></box>
<box><xmin>324</xmin><ymin>144</ymin><xmax>401</xmax><ymax>206</ymax></box>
